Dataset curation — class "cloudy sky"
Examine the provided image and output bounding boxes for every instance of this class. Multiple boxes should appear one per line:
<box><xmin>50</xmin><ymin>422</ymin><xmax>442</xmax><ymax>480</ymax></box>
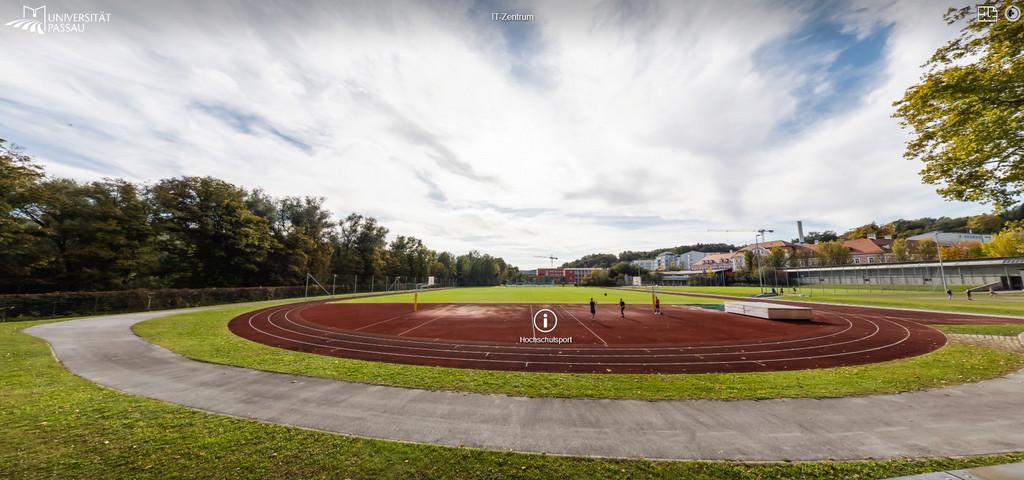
<box><xmin>0</xmin><ymin>0</ymin><xmax>987</xmax><ymax>268</ymax></box>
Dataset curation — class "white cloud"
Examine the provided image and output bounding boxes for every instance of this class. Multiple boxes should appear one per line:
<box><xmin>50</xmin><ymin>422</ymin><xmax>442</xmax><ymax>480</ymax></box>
<box><xmin>0</xmin><ymin>0</ymin><xmax>987</xmax><ymax>268</ymax></box>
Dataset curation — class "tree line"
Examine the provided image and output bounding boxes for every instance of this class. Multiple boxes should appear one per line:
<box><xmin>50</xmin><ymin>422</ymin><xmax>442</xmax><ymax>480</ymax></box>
<box><xmin>0</xmin><ymin>140</ymin><xmax>519</xmax><ymax>293</ymax></box>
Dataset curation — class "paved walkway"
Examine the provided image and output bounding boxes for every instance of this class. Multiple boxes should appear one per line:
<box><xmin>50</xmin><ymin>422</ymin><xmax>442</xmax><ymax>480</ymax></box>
<box><xmin>25</xmin><ymin>310</ymin><xmax>1024</xmax><ymax>461</ymax></box>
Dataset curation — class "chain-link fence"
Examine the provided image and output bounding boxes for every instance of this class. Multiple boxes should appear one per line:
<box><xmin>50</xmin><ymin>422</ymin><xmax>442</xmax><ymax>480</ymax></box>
<box><xmin>0</xmin><ymin>286</ymin><xmax>312</xmax><ymax>322</ymax></box>
<box><xmin>324</xmin><ymin>276</ymin><xmax>459</xmax><ymax>294</ymax></box>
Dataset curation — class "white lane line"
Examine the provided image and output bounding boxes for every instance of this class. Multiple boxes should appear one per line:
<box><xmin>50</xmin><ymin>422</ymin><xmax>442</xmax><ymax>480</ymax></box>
<box><xmin>397</xmin><ymin>314</ymin><xmax>446</xmax><ymax>337</ymax></box>
<box><xmin>529</xmin><ymin>304</ymin><xmax>536</xmax><ymax>338</ymax></box>
<box><xmin>353</xmin><ymin>311</ymin><xmax>416</xmax><ymax>332</ymax></box>
<box><xmin>558</xmin><ymin>305</ymin><xmax>608</xmax><ymax>346</ymax></box>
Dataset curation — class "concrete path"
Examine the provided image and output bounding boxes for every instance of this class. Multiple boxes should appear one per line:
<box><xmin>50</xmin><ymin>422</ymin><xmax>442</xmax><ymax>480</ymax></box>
<box><xmin>25</xmin><ymin>310</ymin><xmax>1024</xmax><ymax>461</ymax></box>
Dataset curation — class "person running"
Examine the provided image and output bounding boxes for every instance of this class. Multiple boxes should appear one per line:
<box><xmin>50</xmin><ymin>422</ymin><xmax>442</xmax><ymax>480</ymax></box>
<box><xmin>654</xmin><ymin>297</ymin><xmax>661</xmax><ymax>315</ymax></box>
<box><xmin>966</xmin><ymin>290</ymin><xmax>973</xmax><ymax>301</ymax></box>
<box><xmin>619</xmin><ymin>298</ymin><xmax>626</xmax><ymax>318</ymax></box>
<box><xmin>946</xmin><ymin>289</ymin><xmax>953</xmax><ymax>300</ymax></box>
<box><xmin>589</xmin><ymin>297</ymin><xmax>597</xmax><ymax>320</ymax></box>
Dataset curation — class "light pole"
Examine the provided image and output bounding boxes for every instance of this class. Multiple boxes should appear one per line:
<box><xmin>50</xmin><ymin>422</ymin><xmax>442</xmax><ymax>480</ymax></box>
<box><xmin>934</xmin><ymin>232</ymin><xmax>948</xmax><ymax>294</ymax></box>
<box><xmin>332</xmin><ymin>274</ymin><xmax>337</xmax><ymax>296</ymax></box>
<box><xmin>755</xmin><ymin>229</ymin><xmax>774</xmax><ymax>294</ymax></box>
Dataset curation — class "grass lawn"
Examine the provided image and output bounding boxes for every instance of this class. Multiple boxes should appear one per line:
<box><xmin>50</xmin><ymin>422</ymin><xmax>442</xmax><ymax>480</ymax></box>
<box><xmin>7</xmin><ymin>319</ymin><xmax>1024</xmax><ymax>478</ymax></box>
<box><xmin>337</xmin><ymin>286</ymin><xmax>712</xmax><ymax>305</ymax></box>
<box><xmin>135</xmin><ymin>303</ymin><xmax>1024</xmax><ymax>401</ymax></box>
<box><xmin>932</xmin><ymin>324</ymin><xmax>1024</xmax><ymax>336</ymax></box>
<box><xmin>646</xmin><ymin>286</ymin><xmax>1024</xmax><ymax>317</ymax></box>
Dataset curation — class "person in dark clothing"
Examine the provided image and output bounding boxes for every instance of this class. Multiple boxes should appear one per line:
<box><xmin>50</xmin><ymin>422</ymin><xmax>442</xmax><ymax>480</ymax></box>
<box><xmin>946</xmin><ymin>289</ymin><xmax>953</xmax><ymax>300</ymax></box>
<box><xmin>966</xmin><ymin>290</ymin><xmax>973</xmax><ymax>301</ymax></box>
<box><xmin>654</xmin><ymin>297</ymin><xmax>661</xmax><ymax>315</ymax></box>
<box><xmin>589</xmin><ymin>298</ymin><xmax>597</xmax><ymax>319</ymax></box>
<box><xmin>619</xmin><ymin>299</ymin><xmax>626</xmax><ymax>318</ymax></box>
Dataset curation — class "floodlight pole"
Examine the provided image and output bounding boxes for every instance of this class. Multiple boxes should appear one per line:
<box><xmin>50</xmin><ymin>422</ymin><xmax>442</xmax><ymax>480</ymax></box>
<box><xmin>755</xmin><ymin>229</ymin><xmax>774</xmax><ymax>294</ymax></box>
<box><xmin>304</xmin><ymin>273</ymin><xmax>310</xmax><ymax>298</ymax></box>
<box><xmin>934</xmin><ymin>232</ymin><xmax>948</xmax><ymax>292</ymax></box>
<box><xmin>332</xmin><ymin>274</ymin><xmax>337</xmax><ymax>296</ymax></box>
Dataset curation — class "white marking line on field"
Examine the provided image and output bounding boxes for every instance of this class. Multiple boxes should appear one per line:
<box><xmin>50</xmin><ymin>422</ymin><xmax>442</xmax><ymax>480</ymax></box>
<box><xmin>529</xmin><ymin>304</ymin><xmax>536</xmax><ymax>338</ymax></box>
<box><xmin>353</xmin><ymin>311</ymin><xmax>415</xmax><ymax>332</ymax></box>
<box><xmin>558</xmin><ymin>305</ymin><xmax>607</xmax><ymax>346</ymax></box>
<box><xmin>396</xmin><ymin>314</ymin><xmax>446</xmax><ymax>337</ymax></box>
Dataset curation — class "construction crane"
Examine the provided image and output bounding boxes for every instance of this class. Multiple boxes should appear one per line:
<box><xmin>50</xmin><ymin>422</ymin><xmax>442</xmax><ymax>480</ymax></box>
<box><xmin>534</xmin><ymin>255</ymin><xmax>559</xmax><ymax>268</ymax></box>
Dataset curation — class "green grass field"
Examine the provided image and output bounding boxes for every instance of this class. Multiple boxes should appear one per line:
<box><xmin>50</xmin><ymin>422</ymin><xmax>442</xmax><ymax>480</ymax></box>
<box><xmin>134</xmin><ymin>302</ymin><xmax>1024</xmax><ymax>401</ymax></box>
<box><xmin>339</xmin><ymin>286</ymin><xmax>708</xmax><ymax>305</ymax></box>
<box><xmin>642</xmin><ymin>286</ymin><xmax>1024</xmax><ymax>317</ymax></box>
<box><xmin>7</xmin><ymin>315</ymin><xmax>1024</xmax><ymax>479</ymax></box>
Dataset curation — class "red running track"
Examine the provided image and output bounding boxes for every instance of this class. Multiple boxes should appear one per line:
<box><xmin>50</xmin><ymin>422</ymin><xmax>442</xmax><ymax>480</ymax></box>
<box><xmin>227</xmin><ymin>300</ymin><xmax>962</xmax><ymax>374</ymax></box>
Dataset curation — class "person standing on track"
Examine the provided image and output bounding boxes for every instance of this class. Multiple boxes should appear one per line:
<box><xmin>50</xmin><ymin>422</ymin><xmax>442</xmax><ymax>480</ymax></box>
<box><xmin>589</xmin><ymin>297</ymin><xmax>597</xmax><ymax>320</ymax></box>
<box><xmin>654</xmin><ymin>296</ymin><xmax>661</xmax><ymax>315</ymax></box>
<box><xmin>619</xmin><ymin>298</ymin><xmax>626</xmax><ymax>318</ymax></box>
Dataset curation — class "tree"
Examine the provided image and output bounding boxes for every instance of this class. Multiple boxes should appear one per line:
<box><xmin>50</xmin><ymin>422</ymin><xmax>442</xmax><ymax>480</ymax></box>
<box><xmin>265</xmin><ymin>196</ymin><xmax>335</xmax><ymax>284</ymax></box>
<box><xmin>795</xmin><ymin>230</ymin><xmax>838</xmax><ymax>244</ymax></box>
<box><xmin>843</xmin><ymin>222</ymin><xmax>894</xmax><ymax>240</ymax></box>
<box><xmin>891</xmin><ymin>238</ymin><xmax>911</xmax><ymax>262</ymax></box>
<box><xmin>581</xmin><ymin>268</ymin><xmax>613</xmax><ymax>287</ymax></box>
<box><xmin>0</xmin><ymin>140</ymin><xmax>45</xmax><ymax>291</ymax></box>
<box><xmin>982</xmin><ymin>221</ymin><xmax>1024</xmax><ymax>257</ymax></box>
<box><xmin>966</xmin><ymin>213</ymin><xmax>1003</xmax><ymax>233</ymax></box>
<box><xmin>893</xmin><ymin>2</ymin><xmax>1024</xmax><ymax>207</ymax></box>
<box><xmin>333</xmin><ymin>214</ymin><xmax>388</xmax><ymax>280</ymax></box>
<box><xmin>788</xmin><ymin>248</ymin><xmax>812</xmax><ymax>267</ymax></box>
<box><xmin>816</xmin><ymin>240</ymin><xmax>851</xmax><ymax>266</ymax></box>
<box><xmin>768</xmin><ymin>247</ymin><xmax>788</xmax><ymax>269</ymax></box>
<box><xmin>940</xmin><ymin>241</ymin><xmax>981</xmax><ymax>260</ymax></box>
<box><xmin>150</xmin><ymin>176</ymin><xmax>274</xmax><ymax>288</ymax></box>
<box><xmin>561</xmin><ymin>253</ymin><xmax>617</xmax><ymax>268</ymax></box>
<box><xmin>909</xmin><ymin>239</ymin><xmax>939</xmax><ymax>261</ymax></box>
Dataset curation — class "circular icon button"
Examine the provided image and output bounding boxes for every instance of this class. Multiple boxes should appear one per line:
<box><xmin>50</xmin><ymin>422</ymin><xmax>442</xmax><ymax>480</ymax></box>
<box><xmin>1007</xmin><ymin>5</ymin><xmax>1021</xmax><ymax>21</ymax></box>
<box><xmin>533</xmin><ymin>309</ymin><xmax>558</xmax><ymax>333</ymax></box>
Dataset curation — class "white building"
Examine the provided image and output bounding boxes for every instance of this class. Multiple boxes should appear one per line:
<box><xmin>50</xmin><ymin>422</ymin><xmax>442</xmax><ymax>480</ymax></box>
<box><xmin>655</xmin><ymin>252</ymin><xmax>679</xmax><ymax>271</ymax></box>
<box><xmin>677</xmin><ymin>251</ymin><xmax>707</xmax><ymax>270</ymax></box>
<box><xmin>907</xmin><ymin>231</ymin><xmax>994</xmax><ymax>246</ymax></box>
<box><xmin>630</xmin><ymin>258</ymin><xmax>657</xmax><ymax>271</ymax></box>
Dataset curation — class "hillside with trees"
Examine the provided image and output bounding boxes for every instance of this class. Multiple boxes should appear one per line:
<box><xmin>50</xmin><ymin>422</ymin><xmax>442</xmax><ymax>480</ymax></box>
<box><xmin>0</xmin><ymin>140</ymin><xmax>519</xmax><ymax>293</ymax></box>
<box><xmin>839</xmin><ymin>207</ymin><xmax>1024</xmax><ymax>241</ymax></box>
<box><xmin>562</xmin><ymin>243</ymin><xmax>737</xmax><ymax>268</ymax></box>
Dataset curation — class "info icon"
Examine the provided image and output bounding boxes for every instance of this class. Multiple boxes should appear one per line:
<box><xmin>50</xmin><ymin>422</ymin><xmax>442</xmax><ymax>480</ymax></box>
<box><xmin>532</xmin><ymin>308</ymin><xmax>558</xmax><ymax>333</ymax></box>
<box><xmin>1007</xmin><ymin>5</ymin><xmax>1021</xmax><ymax>22</ymax></box>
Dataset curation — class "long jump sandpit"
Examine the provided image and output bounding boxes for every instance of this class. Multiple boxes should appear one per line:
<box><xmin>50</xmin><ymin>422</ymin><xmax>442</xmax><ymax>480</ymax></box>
<box><xmin>228</xmin><ymin>300</ymin><xmax>950</xmax><ymax>374</ymax></box>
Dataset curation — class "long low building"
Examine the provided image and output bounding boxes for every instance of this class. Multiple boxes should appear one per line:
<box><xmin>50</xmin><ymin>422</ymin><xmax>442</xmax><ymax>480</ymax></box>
<box><xmin>784</xmin><ymin>256</ymin><xmax>1024</xmax><ymax>290</ymax></box>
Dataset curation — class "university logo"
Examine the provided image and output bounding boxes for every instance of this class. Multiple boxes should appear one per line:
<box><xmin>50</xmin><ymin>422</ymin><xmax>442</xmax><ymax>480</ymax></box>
<box><xmin>4</xmin><ymin>4</ymin><xmax>110</xmax><ymax>35</ymax></box>
<box><xmin>5</xmin><ymin>5</ymin><xmax>46</xmax><ymax>34</ymax></box>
